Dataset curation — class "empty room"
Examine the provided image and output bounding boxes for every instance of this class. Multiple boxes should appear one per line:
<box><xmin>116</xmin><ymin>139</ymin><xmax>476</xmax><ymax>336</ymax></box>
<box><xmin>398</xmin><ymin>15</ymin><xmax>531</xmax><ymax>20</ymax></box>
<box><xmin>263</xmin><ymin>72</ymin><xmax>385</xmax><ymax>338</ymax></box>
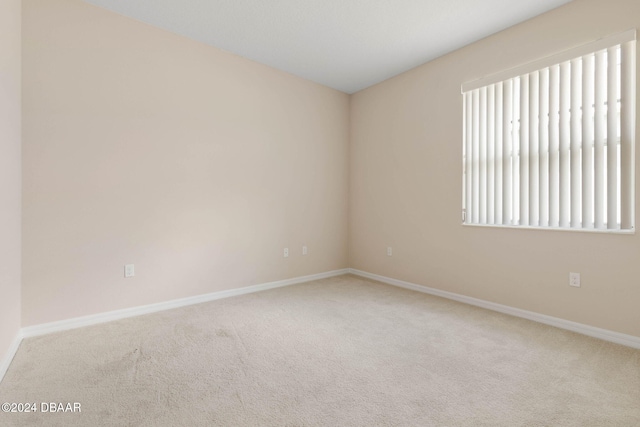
<box><xmin>1</xmin><ymin>0</ymin><xmax>639</xmax><ymax>425</ymax></box>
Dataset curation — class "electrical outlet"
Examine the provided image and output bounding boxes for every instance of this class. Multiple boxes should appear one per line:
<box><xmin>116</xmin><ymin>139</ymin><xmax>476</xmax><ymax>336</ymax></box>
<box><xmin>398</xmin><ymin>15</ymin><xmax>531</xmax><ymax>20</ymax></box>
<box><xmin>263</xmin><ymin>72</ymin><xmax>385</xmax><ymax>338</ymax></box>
<box><xmin>284</xmin><ymin>248</ymin><xmax>289</xmax><ymax>258</ymax></box>
<box><xmin>302</xmin><ymin>246</ymin><xmax>308</xmax><ymax>255</ymax></box>
<box><xmin>387</xmin><ymin>247</ymin><xmax>393</xmax><ymax>256</ymax></box>
<box><xmin>569</xmin><ymin>272</ymin><xmax>580</xmax><ymax>287</ymax></box>
<box><xmin>124</xmin><ymin>264</ymin><xmax>135</xmax><ymax>278</ymax></box>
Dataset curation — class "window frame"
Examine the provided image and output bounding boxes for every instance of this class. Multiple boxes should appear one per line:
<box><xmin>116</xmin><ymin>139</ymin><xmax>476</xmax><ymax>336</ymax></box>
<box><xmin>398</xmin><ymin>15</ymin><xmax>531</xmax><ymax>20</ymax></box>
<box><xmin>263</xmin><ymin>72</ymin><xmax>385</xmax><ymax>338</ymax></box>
<box><xmin>461</xmin><ymin>30</ymin><xmax>636</xmax><ymax>233</ymax></box>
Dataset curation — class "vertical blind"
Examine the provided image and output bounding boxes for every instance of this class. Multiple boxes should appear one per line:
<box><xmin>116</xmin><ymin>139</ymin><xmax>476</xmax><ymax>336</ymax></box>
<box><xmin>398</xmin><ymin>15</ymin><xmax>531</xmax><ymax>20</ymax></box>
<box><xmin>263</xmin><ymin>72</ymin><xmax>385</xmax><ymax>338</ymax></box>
<box><xmin>462</xmin><ymin>31</ymin><xmax>636</xmax><ymax>231</ymax></box>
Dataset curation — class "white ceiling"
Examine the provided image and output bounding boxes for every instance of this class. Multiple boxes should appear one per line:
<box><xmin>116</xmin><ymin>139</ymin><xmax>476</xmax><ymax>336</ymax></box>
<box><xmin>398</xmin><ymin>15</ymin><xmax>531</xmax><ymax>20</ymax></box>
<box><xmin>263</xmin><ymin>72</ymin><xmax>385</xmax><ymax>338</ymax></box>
<box><xmin>82</xmin><ymin>0</ymin><xmax>572</xmax><ymax>94</ymax></box>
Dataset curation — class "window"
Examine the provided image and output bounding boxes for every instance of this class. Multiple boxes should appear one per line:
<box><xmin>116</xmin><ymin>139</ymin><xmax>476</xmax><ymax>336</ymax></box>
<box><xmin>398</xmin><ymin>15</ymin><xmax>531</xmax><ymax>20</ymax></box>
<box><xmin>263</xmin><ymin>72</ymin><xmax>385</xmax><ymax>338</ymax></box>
<box><xmin>462</xmin><ymin>30</ymin><xmax>636</xmax><ymax>232</ymax></box>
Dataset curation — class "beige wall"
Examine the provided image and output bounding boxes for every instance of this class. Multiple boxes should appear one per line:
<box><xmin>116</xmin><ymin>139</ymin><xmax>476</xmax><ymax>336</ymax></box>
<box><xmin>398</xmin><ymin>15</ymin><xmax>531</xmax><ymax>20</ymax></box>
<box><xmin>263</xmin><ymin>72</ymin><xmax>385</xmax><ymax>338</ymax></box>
<box><xmin>0</xmin><ymin>0</ymin><xmax>22</xmax><ymax>362</ymax></box>
<box><xmin>20</xmin><ymin>0</ymin><xmax>640</xmax><ymax>340</ymax></box>
<box><xmin>350</xmin><ymin>0</ymin><xmax>640</xmax><ymax>337</ymax></box>
<box><xmin>22</xmin><ymin>0</ymin><xmax>349</xmax><ymax>326</ymax></box>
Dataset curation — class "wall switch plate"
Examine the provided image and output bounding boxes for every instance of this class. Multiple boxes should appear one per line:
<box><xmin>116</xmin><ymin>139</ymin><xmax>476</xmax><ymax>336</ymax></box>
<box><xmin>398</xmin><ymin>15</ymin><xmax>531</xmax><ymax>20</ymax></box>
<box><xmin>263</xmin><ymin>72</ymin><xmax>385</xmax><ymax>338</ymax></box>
<box><xmin>302</xmin><ymin>246</ymin><xmax>308</xmax><ymax>255</ymax></box>
<box><xmin>125</xmin><ymin>264</ymin><xmax>135</xmax><ymax>278</ymax></box>
<box><xmin>387</xmin><ymin>247</ymin><xmax>393</xmax><ymax>256</ymax></box>
<box><xmin>284</xmin><ymin>248</ymin><xmax>289</xmax><ymax>258</ymax></box>
<box><xmin>569</xmin><ymin>272</ymin><xmax>580</xmax><ymax>287</ymax></box>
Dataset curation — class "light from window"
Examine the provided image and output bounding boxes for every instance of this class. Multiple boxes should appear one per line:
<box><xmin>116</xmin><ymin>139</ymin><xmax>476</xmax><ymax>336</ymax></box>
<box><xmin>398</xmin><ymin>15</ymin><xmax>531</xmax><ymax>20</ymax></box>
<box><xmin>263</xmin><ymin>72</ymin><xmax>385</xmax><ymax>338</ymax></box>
<box><xmin>462</xmin><ymin>30</ymin><xmax>636</xmax><ymax>232</ymax></box>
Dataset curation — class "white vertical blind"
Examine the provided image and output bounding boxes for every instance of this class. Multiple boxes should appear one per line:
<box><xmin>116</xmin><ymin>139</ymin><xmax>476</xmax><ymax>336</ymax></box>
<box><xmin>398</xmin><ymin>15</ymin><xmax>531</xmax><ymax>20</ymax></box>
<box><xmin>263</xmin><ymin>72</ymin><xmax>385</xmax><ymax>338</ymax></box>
<box><xmin>529</xmin><ymin>71</ymin><xmax>540</xmax><ymax>227</ymax></box>
<box><xmin>570</xmin><ymin>58</ymin><xmax>582</xmax><ymax>228</ymax></box>
<box><xmin>495</xmin><ymin>82</ymin><xmax>504</xmax><ymax>225</ymax></box>
<box><xmin>607</xmin><ymin>46</ymin><xmax>618</xmax><ymax>229</ymax></box>
<box><xmin>594</xmin><ymin>50</ymin><xmax>606</xmax><ymax>229</ymax></box>
<box><xmin>559</xmin><ymin>60</ymin><xmax>571</xmax><ymax>228</ymax></box>
<box><xmin>472</xmin><ymin>90</ymin><xmax>480</xmax><ymax>224</ymax></box>
<box><xmin>479</xmin><ymin>87</ymin><xmax>487</xmax><ymax>224</ymax></box>
<box><xmin>549</xmin><ymin>64</ymin><xmax>560</xmax><ymax>227</ymax></box>
<box><xmin>464</xmin><ymin>92</ymin><xmax>473</xmax><ymax>223</ymax></box>
<box><xmin>539</xmin><ymin>68</ymin><xmax>550</xmax><ymax>227</ymax></box>
<box><xmin>503</xmin><ymin>80</ymin><xmax>513</xmax><ymax>225</ymax></box>
<box><xmin>620</xmin><ymin>40</ymin><xmax>635</xmax><ymax>230</ymax></box>
<box><xmin>487</xmin><ymin>86</ymin><xmax>496</xmax><ymax>224</ymax></box>
<box><xmin>520</xmin><ymin>74</ymin><xmax>530</xmax><ymax>226</ymax></box>
<box><xmin>582</xmin><ymin>53</ymin><xmax>595</xmax><ymax>229</ymax></box>
<box><xmin>462</xmin><ymin>31</ymin><xmax>636</xmax><ymax>232</ymax></box>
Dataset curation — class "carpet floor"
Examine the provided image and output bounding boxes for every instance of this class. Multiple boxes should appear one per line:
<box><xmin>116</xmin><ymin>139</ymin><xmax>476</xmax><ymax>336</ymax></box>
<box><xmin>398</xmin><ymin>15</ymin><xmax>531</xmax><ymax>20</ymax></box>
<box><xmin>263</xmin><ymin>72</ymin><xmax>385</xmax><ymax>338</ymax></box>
<box><xmin>0</xmin><ymin>274</ymin><xmax>639</xmax><ymax>426</ymax></box>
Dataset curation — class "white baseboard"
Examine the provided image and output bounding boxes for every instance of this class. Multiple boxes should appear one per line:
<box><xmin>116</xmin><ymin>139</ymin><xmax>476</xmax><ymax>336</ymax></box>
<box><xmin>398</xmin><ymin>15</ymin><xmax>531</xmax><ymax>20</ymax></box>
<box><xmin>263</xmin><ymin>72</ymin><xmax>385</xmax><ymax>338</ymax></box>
<box><xmin>0</xmin><ymin>332</ymin><xmax>23</xmax><ymax>385</ymax></box>
<box><xmin>2</xmin><ymin>269</ymin><xmax>346</xmax><ymax>383</ymax></box>
<box><xmin>349</xmin><ymin>269</ymin><xmax>640</xmax><ymax>350</ymax></box>
<box><xmin>6</xmin><ymin>266</ymin><xmax>636</xmax><ymax>385</ymax></box>
<box><xmin>21</xmin><ymin>269</ymin><xmax>349</xmax><ymax>339</ymax></box>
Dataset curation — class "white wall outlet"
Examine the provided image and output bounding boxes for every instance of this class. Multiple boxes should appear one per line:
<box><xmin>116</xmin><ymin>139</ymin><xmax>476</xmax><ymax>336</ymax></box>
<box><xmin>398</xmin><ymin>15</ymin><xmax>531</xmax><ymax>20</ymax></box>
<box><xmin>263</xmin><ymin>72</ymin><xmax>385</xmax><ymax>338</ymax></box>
<box><xmin>124</xmin><ymin>264</ymin><xmax>135</xmax><ymax>278</ymax></box>
<box><xmin>284</xmin><ymin>248</ymin><xmax>289</xmax><ymax>258</ymax></box>
<box><xmin>302</xmin><ymin>246</ymin><xmax>308</xmax><ymax>255</ymax></box>
<box><xmin>387</xmin><ymin>247</ymin><xmax>393</xmax><ymax>256</ymax></box>
<box><xmin>569</xmin><ymin>272</ymin><xmax>580</xmax><ymax>287</ymax></box>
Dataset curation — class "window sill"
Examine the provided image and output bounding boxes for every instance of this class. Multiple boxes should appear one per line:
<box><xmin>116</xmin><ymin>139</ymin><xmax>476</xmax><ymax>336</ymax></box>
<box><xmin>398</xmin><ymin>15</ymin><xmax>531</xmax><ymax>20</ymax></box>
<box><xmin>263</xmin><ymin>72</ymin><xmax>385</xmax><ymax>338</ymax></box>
<box><xmin>462</xmin><ymin>222</ymin><xmax>635</xmax><ymax>235</ymax></box>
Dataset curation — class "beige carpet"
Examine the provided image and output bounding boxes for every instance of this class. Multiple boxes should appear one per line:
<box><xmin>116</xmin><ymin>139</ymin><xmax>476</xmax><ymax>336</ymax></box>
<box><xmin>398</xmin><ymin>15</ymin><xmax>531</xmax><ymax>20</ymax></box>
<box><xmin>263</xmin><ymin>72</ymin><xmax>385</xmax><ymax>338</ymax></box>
<box><xmin>0</xmin><ymin>274</ymin><xmax>639</xmax><ymax>426</ymax></box>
